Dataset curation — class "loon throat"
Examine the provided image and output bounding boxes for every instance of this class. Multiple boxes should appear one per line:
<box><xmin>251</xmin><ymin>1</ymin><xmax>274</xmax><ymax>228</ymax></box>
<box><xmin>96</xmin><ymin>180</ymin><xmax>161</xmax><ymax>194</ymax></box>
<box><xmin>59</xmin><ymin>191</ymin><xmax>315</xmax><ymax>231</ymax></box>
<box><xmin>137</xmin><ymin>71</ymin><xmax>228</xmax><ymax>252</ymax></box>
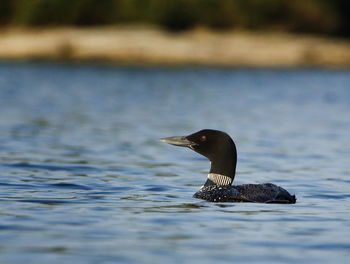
<box><xmin>206</xmin><ymin>173</ymin><xmax>233</xmax><ymax>186</ymax></box>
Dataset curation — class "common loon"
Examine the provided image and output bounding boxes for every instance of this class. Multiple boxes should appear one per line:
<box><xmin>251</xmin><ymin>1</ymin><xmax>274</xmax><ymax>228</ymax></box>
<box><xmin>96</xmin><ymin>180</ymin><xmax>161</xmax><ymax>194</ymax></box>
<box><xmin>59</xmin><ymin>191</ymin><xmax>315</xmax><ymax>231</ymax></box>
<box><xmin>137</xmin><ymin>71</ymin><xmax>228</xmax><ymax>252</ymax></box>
<box><xmin>160</xmin><ymin>129</ymin><xmax>296</xmax><ymax>204</ymax></box>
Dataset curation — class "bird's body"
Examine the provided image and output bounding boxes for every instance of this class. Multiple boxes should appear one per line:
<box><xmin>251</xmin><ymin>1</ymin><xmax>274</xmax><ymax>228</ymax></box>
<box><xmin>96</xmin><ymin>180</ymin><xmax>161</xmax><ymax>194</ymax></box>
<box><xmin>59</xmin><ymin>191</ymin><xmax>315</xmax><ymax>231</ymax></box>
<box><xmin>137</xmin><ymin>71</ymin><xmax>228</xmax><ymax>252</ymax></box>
<box><xmin>160</xmin><ymin>129</ymin><xmax>296</xmax><ymax>204</ymax></box>
<box><xmin>194</xmin><ymin>183</ymin><xmax>296</xmax><ymax>203</ymax></box>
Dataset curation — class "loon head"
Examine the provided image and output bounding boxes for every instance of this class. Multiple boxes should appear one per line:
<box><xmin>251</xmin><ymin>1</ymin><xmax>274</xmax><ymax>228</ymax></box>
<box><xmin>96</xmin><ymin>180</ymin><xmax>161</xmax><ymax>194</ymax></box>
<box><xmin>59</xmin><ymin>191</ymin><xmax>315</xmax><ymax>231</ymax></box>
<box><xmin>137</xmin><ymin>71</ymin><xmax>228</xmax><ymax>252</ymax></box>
<box><xmin>160</xmin><ymin>129</ymin><xmax>237</xmax><ymax>186</ymax></box>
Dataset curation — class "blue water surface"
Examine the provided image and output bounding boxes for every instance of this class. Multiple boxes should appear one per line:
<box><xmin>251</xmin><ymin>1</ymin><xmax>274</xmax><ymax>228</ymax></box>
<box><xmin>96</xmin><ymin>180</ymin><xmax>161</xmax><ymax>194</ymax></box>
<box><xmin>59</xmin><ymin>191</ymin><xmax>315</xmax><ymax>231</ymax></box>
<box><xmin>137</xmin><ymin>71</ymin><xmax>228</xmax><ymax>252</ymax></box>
<box><xmin>0</xmin><ymin>62</ymin><xmax>350</xmax><ymax>264</ymax></box>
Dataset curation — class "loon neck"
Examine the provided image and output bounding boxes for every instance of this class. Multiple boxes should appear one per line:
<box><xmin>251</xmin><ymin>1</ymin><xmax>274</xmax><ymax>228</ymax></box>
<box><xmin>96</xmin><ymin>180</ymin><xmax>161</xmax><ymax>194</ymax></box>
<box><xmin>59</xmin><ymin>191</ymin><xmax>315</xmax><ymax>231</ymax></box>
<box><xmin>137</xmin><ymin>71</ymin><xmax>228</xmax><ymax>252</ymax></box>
<box><xmin>204</xmin><ymin>147</ymin><xmax>237</xmax><ymax>186</ymax></box>
<box><xmin>205</xmin><ymin>148</ymin><xmax>237</xmax><ymax>186</ymax></box>
<box><xmin>204</xmin><ymin>173</ymin><xmax>233</xmax><ymax>186</ymax></box>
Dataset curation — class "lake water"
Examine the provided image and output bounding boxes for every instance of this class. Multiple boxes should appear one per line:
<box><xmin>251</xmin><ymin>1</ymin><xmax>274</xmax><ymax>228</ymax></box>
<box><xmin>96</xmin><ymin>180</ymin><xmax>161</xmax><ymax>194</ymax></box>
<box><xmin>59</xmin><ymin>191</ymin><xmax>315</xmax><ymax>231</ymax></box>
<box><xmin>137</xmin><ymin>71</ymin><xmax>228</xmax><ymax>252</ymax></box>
<box><xmin>0</xmin><ymin>62</ymin><xmax>350</xmax><ymax>264</ymax></box>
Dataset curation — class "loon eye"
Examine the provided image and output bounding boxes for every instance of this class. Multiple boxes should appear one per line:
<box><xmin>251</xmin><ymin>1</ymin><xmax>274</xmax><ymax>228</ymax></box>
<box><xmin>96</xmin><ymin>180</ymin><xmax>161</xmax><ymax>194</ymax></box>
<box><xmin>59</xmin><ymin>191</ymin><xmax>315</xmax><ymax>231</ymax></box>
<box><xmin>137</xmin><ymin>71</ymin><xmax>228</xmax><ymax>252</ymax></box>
<box><xmin>200</xmin><ymin>135</ymin><xmax>206</xmax><ymax>142</ymax></box>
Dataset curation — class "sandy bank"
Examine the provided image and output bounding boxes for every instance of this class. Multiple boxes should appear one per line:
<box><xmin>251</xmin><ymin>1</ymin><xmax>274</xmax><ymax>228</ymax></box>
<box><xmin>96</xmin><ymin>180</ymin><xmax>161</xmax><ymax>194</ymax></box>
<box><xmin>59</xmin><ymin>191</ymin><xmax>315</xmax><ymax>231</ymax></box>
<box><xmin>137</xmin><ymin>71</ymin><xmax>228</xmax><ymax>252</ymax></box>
<box><xmin>1</xmin><ymin>27</ymin><xmax>350</xmax><ymax>67</ymax></box>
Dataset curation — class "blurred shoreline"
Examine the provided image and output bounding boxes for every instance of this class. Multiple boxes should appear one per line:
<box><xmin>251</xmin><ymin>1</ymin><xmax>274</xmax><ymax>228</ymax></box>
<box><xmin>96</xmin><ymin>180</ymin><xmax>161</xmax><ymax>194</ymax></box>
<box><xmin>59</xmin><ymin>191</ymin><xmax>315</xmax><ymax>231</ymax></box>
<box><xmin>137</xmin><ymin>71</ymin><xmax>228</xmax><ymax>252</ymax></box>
<box><xmin>1</xmin><ymin>26</ymin><xmax>350</xmax><ymax>67</ymax></box>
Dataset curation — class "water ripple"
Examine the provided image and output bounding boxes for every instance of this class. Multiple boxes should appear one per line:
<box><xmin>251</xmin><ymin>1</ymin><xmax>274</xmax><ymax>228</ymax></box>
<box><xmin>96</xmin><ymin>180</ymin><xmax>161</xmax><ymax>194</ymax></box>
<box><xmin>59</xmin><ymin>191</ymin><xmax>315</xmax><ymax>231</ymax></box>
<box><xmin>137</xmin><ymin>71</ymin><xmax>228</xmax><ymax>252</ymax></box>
<box><xmin>2</xmin><ymin>163</ymin><xmax>101</xmax><ymax>172</ymax></box>
<box><xmin>47</xmin><ymin>182</ymin><xmax>92</xmax><ymax>190</ymax></box>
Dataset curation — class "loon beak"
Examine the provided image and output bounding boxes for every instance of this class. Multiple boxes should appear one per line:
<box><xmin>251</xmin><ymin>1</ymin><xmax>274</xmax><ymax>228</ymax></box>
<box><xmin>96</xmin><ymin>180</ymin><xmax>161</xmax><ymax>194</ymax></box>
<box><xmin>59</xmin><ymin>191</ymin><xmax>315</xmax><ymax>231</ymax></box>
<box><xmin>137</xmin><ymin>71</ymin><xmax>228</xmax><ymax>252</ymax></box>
<box><xmin>160</xmin><ymin>136</ymin><xmax>197</xmax><ymax>148</ymax></box>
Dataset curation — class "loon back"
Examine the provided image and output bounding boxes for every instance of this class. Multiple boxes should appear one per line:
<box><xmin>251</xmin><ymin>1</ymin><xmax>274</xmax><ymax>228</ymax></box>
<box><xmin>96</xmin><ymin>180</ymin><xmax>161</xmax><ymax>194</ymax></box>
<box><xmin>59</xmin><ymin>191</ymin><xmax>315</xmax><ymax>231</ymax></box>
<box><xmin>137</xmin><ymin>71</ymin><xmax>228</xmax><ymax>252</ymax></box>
<box><xmin>160</xmin><ymin>129</ymin><xmax>296</xmax><ymax>204</ymax></box>
<box><xmin>194</xmin><ymin>184</ymin><xmax>296</xmax><ymax>203</ymax></box>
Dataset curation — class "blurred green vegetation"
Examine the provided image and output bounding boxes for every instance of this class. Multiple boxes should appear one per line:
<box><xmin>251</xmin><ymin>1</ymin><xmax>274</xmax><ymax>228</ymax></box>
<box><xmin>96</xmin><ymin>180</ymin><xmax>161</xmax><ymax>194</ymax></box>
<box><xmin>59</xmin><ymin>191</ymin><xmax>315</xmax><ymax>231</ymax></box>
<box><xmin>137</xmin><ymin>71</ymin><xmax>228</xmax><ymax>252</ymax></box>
<box><xmin>0</xmin><ymin>0</ymin><xmax>349</xmax><ymax>36</ymax></box>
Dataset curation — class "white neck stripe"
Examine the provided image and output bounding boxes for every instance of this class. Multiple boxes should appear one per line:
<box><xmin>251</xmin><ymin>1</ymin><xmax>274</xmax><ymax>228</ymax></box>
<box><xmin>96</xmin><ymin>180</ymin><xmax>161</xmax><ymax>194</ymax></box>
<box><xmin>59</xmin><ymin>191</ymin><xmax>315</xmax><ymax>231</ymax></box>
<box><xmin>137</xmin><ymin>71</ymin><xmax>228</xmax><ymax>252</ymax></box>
<box><xmin>208</xmin><ymin>173</ymin><xmax>232</xmax><ymax>186</ymax></box>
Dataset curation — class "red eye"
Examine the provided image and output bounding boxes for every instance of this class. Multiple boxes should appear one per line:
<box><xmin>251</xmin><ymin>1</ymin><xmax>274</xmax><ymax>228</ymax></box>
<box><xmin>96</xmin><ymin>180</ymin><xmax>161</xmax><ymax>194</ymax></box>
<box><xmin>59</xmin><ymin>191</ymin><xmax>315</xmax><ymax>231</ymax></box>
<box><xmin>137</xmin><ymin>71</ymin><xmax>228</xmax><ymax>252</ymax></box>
<box><xmin>200</xmin><ymin>135</ymin><xmax>206</xmax><ymax>142</ymax></box>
